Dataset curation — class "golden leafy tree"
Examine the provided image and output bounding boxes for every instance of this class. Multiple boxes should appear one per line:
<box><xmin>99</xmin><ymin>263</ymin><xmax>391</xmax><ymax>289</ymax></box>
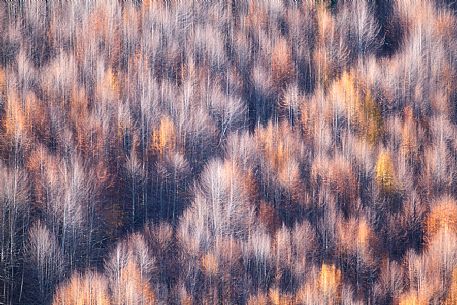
<box><xmin>330</xmin><ymin>71</ymin><xmax>384</xmax><ymax>144</ymax></box>
<box><xmin>362</xmin><ymin>89</ymin><xmax>384</xmax><ymax>144</ymax></box>
<box><xmin>375</xmin><ymin>150</ymin><xmax>397</xmax><ymax>193</ymax></box>
<box><xmin>296</xmin><ymin>264</ymin><xmax>343</xmax><ymax>305</ymax></box>
<box><xmin>319</xmin><ymin>264</ymin><xmax>342</xmax><ymax>300</ymax></box>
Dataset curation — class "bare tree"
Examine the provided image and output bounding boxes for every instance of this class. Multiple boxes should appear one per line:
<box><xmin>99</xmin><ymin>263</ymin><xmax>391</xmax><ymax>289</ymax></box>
<box><xmin>24</xmin><ymin>221</ymin><xmax>64</xmax><ymax>304</ymax></box>
<box><xmin>0</xmin><ymin>162</ymin><xmax>29</xmax><ymax>304</ymax></box>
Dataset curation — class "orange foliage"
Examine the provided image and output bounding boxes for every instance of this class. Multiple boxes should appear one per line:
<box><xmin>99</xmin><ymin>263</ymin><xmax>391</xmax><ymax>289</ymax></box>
<box><xmin>96</xmin><ymin>67</ymin><xmax>121</xmax><ymax>102</ymax></box>
<box><xmin>244</xmin><ymin>2</ymin><xmax>268</xmax><ymax>30</ymax></box>
<box><xmin>256</xmin><ymin>121</ymin><xmax>307</xmax><ymax>203</ymax></box>
<box><xmin>69</xmin><ymin>85</ymin><xmax>98</xmax><ymax>155</ymax></box>
<box><xmin>398</xmin><ymin>291</ymin><xmax>427</xmax><ymax>305</ymax></box>
<box><xmin>338</xmin><ymin>218</ymin><xmax>375</xmax><ymax>255</ymax></box>
<box><xmin>257</xmin><ymin>122</ymin><xmax>296</xmax><ymax>174</ymax></box>
<box><xmin>272</xmin><ymin>38</ymin><xmax>295</xmax><ymax>89</ymax></box>
<box><xmin>122</xmin><ymin>5</ymin><xmax>140</xmax><ymax>34</ymax></box>
<box><xmin>296</xmin><ymin>264</ymin><xmax>343</xmax><ymax>305</ymax></box>
<box><xmin>113</xmin><ymin>259</ymin><xmax>156</xmax><ymax>305</ymax></box>
<box><xmin>3</xmin><ymin>89</ymin><xmax>28</xmax><ymax>142</ymax></box>
<box><xmin>444</xmin><ymin>267</ymin><xmax>457</xmax><ymax>305</ymax></box>
<box><xmin>426</xmin><ymin>196</ymin><xmax>457</xmax><ymax>239</ymax></box>
<box><xmin>314</xmin><ymin>6</ymin><xmax>337</xmax><ymax>87</ymax></box>
<box><xmin>314</xmin><ymin>155</ymin><xmax>358</xmax><ymax>204</ymax></box>
<box><xmin>0</xmin><ymin>68</ymin><xmax>6</xmax><ymax>95</ymax></box>
<box><xmin>201</xmin><ymin>252</ymin><xmax>218</xmax><ymax>276</ymax></box>
<box><xmin>141</xmin><ymin>0</ymin><xmax>154</xmax><ymax>10</ymax></box>
<box><xmin>4</xmin><ymin>1</ymin><xmax>457</xmax><ymax>304</ymax></box>
<box><xmin>316</xmin><ymin>5</ymin><xmax>334</xmax><ymax>46</ymax></box>
<box><xmin>70</xmin><ymin>85</ymin><xmax>90</xmax><ymax>121</ymax></box>
<box><xmin>401</xmin><ymin>106</ymin><xmax>418</xmax><ymax>158</ymax></box>
<box><xmin>89</xmin><ymin>7</ymin><xmax>109</xmax><ymax>37</ymax></box>
<box><xmin>151</xmin><ymin>115</ymin><xmax>176</xmax><ymax>156</ymax></box>
<box><xmin>52</xmin><ymin>271</ymin><xmax>111</xmax><ymax>305</ymax></box>
<box><xmin>247</xmin><ymin>292</ymin><xmax>269</xmax><ymax>305</ymax></box>
<box><xmin>258</xmin><ymin>201</ymin><xmax>281</xmax><ymax>233</ymax></box>
<box><xmin>24</xmin><ymin>92</ymin><xmax>51</xmax><ymax>143</ymax></box>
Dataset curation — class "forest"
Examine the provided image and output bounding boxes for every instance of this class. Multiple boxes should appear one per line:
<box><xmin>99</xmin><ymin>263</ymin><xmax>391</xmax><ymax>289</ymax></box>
<box><xmin>1</xmin><ymin>0</ymin><xmax>457</xmax><ymax>304</ymax></box>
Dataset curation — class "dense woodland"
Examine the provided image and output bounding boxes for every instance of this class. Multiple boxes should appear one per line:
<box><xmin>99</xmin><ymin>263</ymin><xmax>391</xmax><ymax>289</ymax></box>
<box><xmin>1</xmin><ymin>0</ymin><xmax>457</xmax><ymax>304</ymax></box>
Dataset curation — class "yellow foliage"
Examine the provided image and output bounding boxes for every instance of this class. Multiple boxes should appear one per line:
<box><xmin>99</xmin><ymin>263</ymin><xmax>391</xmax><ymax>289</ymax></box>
<box><xmin>363</xmin><ymin>90</ymin><xmax>384</xmax><ymax>144</ymax></box>
<box><xmin>268</xmin><ymin>288</ymin><xmax>295</xmax><ymax>305</ymax></box>
<box><xmin>375</xmin><ymin>150</ymin><xmax>397</xmax><ymax>193</ymax></box>
<box><xmin>398</xmin><ymin>292</ymin><xmax>427</xmax><ymax>305</ymax></box>
<box><xmin>151</xmin><ymin>116</ymin><xmax>176</xmax><ymax>155</ymax></box>
<box><xmin>331</xmin><ymin>71</ymin><xmax>383</xmax><ymax>144</ymax></box>
<box><xmin>52</xmin><ymin>272</ymin><xmax>111</xmax><ymax>305</ymax></box>
<box><xmin>337</xmin><ymin>72</ymin><xmax>359</xmax><ymax>114</ymax></box>
<box><xmin>319</xmin><ymin>264</ymin><xmax>342</xmax><ymax>297</ymax></box>
<box><xmin>297</xmin><ymin>264</ymin><xmax>342</xmax><ymax>304</ymax></box>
